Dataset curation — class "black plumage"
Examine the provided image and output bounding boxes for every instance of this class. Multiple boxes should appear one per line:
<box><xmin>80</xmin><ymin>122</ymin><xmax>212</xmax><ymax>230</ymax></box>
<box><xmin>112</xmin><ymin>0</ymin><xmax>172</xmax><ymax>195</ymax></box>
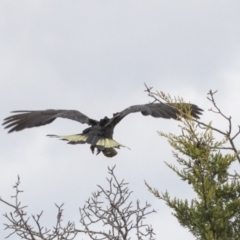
<box><xmin>3</xmin><ymin>102</ymin><xmax>203</xmax><ymax>157</ymax></box>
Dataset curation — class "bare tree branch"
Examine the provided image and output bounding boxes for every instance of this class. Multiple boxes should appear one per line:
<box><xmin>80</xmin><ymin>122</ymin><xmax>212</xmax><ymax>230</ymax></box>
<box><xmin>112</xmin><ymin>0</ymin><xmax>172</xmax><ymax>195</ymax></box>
<box><xmin>0</xmin><ymin>166</ymin><xmax>156</xmax><ymax>240</ymax></box>
<box><xmin>144</xmin><ymin>85</ymin><xmax>240</xmax><ymax>164</ymax></box>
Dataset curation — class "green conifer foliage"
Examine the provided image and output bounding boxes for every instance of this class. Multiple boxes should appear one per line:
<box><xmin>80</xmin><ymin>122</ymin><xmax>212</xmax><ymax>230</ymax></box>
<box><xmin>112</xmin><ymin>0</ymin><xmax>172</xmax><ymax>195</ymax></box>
<box><xmin>146</xmin><ymin>89</ymin><xmax>240</xmax><ymax>240</ymax></box>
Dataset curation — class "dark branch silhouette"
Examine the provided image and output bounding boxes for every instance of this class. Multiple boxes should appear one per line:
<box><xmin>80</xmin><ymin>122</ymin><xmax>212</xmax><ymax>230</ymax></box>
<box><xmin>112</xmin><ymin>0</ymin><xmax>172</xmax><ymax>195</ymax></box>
<box><xmin>145</xmin><ymin>85</ymin><xmax>240</xmax><ymax>165</ymax></box>
<box><xmin>0</xmin><ymin>166</ymin><xmax>156</xmax><ymax>240</ymax></box>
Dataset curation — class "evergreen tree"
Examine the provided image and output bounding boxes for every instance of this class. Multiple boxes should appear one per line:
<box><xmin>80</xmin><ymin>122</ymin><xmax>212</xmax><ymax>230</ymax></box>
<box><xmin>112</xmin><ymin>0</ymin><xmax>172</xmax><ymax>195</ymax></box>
<box><xmin>145</xmin><ymin>89</ymin><xmax>240</xmax><ymax>240</ymax></box>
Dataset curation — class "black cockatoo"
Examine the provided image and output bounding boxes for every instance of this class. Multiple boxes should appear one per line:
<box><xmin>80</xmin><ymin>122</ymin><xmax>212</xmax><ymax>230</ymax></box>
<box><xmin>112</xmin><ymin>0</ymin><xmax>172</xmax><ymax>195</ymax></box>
<box><xmin>3</xmin><ymin>99</ymin><xmax>203</xmax><ymax>157</ymax></box>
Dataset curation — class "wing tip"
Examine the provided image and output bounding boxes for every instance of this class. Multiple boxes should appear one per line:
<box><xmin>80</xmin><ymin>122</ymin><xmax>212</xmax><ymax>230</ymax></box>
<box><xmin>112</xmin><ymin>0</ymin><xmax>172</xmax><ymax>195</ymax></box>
<box><xmin>47</xmin><ymin>134</ymin><xmax>58</xmax><ymax>138</ymax></box>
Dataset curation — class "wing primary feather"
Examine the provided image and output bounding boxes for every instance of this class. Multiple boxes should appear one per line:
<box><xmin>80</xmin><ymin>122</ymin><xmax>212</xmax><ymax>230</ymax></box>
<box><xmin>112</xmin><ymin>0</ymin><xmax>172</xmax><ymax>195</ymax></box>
<box><xmin>105</xmin><ymin>102</ymin><xmax>203</xmax><ymax>129</ymax></box>
<box><xmin>3</xmin><ymin>110</ymin><xmax>98</xmax><ymax>133</ymax></box>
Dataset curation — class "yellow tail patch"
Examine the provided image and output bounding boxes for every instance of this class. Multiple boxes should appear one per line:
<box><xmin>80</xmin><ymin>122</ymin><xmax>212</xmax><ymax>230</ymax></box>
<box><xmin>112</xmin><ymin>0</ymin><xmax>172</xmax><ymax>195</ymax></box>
<box><xmin>53</xmin><ymin>134</ymin><xmax>87</xmax><ymax>142</ymax></box>
<box><xmin>48</xmin><ymin>134</ymin><xmax>130</xmax><ymax>149</ymax></box>
<box><xmin>96</xmin><ymin>138</ymin><xmax>126</xmax><ymax>149</ymax></box>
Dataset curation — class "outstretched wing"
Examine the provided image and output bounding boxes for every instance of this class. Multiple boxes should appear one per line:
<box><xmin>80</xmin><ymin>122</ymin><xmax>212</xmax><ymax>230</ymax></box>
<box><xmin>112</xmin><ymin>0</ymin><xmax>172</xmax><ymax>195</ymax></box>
<box><xmin>106</xmin><ymin>102</ymin><xmax>203</xmax><ymax>128</ymax></box>
<box><xmin>3</xmin><ymin>109</ymin><xmax>98</xmax><ymax>133</ymax></box>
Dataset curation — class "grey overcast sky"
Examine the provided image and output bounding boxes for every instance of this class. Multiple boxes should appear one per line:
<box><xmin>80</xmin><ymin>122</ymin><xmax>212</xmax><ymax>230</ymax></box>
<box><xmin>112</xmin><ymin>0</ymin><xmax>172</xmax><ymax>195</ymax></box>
<box><xmin>0</xmin><ymin>0</ymin><xmax>240</xmax><ymax>239</ymax></box>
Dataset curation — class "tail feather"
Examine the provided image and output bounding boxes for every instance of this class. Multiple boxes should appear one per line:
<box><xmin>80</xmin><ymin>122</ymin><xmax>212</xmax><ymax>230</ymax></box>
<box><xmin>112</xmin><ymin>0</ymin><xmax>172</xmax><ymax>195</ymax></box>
<box><xmin>48</xmin><ymin>134</ymin><xmax>127</xmax><ymax>148</ymax></box>
<box><xmin>96</xmin><ymin>138</ymin><xmax>126</xmax><ymax>149</ymax></box>
<box><xmin>86</xmin><ymin>135</ymin><xmax>99</xmax><ymax>145</ymax></box>
<box><xmin>47</xmin><ymin>134</ymin><xmax>130</xmax><ymax>157</ymax></box>
<box><xmin>47</xmin><ymin>134</ymin><xmax>87</xmax><ymax>144</ymax></box>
